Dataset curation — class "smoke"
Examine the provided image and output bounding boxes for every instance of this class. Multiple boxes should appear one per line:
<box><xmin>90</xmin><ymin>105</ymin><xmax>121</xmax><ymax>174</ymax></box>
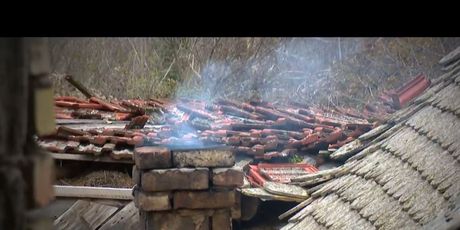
<box><xmin>174</xmin><ymin>38</ymin><xmax>366</xmax><ymax>105</ymax></box>
<box><xmin>168</xmin><ymin>38</ymin><xmax>368</xmax><ymax>148</ymax></box>
<box><xmin>175</xmin><ymin>61</ymin><xmax>233</xmax><ymax>102</ymax></box>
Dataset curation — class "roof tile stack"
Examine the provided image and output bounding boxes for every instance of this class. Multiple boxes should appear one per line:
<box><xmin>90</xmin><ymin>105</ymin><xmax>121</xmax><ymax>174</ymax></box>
<box><xmin>41</xmin><ymin>96</ymin><xmax>377</xmax><ymax>168</ymax></box>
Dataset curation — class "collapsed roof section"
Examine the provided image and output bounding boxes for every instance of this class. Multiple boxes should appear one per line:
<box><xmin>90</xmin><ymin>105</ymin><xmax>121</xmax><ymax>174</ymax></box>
<box><xmin>42</xmin><ymin>96</ymin><xmax>376</xmax><ymax>164</ymax></box>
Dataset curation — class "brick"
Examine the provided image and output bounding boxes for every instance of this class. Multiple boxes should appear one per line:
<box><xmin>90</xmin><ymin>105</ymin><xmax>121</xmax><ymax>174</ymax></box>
<box><xmin>142</xmin><ymin>168</ymin><xmax>209</xmax><ymax>192</ymax></box>
<box><xmin>172</xmin><ymin>149</ymin><xmax>235</xmax><ymax>168</ymax></box>
<box><xmin>134</xmin><ymin>146</ymin><xmax>171</xmax><ymax>169</ymax></box>
<box><xmin>174</xmin><ymin>190</ymin><xmax>235</xmax><ymax>209</ymax></box>
<box><xmin>140</xmin><ymin>210</ymin><xmax>211</xmax><ymax>230</ymax></box>
<box><xmin>212</xmin><ymin>209</ymin><xmax>232</xmax><ymax>230</ymax></box>
<box><xmin>132</xmin><ymin>165</ymin><xmax>141</xmax><ymax>186</ymax></box>
<box><xmin>212</xmin><ymin>168</ymin><xmax>244</xmax><ymax>187</ymax></box>
<box><xmin>134</xmin><ymin>190</ymin><xmax>171</xmax><ymax>211</ymax></box>
<box><xmin>231</xmin><ymin>191</ymin><xmax>241</xmax><ymax>219</ymax></box>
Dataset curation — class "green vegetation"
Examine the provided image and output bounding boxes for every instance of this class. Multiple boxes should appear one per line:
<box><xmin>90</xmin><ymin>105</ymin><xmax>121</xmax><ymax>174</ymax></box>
<box><xmin>289</xmin><ymin>154</ymin><xmax>304</xmax><ymax>163</ymax></box>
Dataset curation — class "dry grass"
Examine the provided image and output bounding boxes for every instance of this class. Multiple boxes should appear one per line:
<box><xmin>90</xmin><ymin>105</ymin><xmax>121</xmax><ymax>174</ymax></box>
<box><xmin>57</xmin><ymin>170</ymin><xmax>134</xmax><ymax>188</ymax></box>
<box><xmin>48</xmin><ymin>37</ymin><xmax>460</xmax><ymax>108</ymax></box>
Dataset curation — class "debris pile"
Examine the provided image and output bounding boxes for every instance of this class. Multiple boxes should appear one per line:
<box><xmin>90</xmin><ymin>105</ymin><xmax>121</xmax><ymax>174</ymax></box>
<box><xmin>41</xmin><ymin>96</ymin><xmax>376</xmax><ymax>167</ymax></box>
<box><xmin>240</xmin><ymin>163</ymin><xmax>318</xmax><ymax>202</ymax></box>
<box><xmin>38</xmin><ymin>72</ymin><xmax>432</xmax><ymax>200</ymax></box>
<box><xmin>54</xmin><ymin>95</ymin><xmax>162</xmax><ymax>122</ymax></box>
<box><xmin>132</xmin><ymin>146</ymin><xmax>243</xmax><ymax>229</ymax></box>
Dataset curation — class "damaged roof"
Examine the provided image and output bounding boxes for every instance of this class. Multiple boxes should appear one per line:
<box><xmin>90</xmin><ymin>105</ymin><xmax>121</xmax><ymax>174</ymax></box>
<box><xmin>42</xmin><ymin>92</ymin><xmax>377</xmax><ymax>163</ymax></box>
<box><xmin>281</xmin><ymin>46</ymin><xmax>460</xmax><ymax>230</ymax></box>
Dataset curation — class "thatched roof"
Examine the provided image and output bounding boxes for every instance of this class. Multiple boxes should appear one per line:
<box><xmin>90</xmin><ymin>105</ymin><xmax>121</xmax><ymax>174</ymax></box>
<box><xmin>281</xmin><ymin>46</ymin><xmax>460</xmax><ymax>230</ymax></box>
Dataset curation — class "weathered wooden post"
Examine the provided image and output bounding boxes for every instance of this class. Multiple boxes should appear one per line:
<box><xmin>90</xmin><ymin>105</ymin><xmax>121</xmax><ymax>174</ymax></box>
<box><xmin>0</xmin><ymin>38</ymin><xmax>55</xmax><ymax>230</ymax></box>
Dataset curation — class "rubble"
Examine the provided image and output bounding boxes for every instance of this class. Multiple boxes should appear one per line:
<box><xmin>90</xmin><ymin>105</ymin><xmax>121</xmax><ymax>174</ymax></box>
<box><xmin>42</xmin><ymin>95</ymin><xmax>377</xmax><ymax>168</ymax></box>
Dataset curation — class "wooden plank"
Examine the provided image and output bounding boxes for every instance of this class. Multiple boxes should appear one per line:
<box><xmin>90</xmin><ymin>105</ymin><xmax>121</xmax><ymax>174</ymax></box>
<box><xmin>99</xmin><ymin>202</ymin><xmax>139</xmax><ymax>230</ymax></box>
<box><xmin>64</xmin><ymin>75</ymin><xmax>94</xmax><ymax>98</ymax></box>
<box><xmin>29</xmin><ymin>198</ymin><xmax>128</xmax><ymax>221</ymax></box>
<box><xmin>279</xmin><ymin>198</ymin><xmax>313</xmax><ymax>220</ymax></box>
<box><xmin>240</xmin><ymin>188</ymin><xmax>304</xmax><ymax>202</ymax></box>
<box><xmin>56</xmin><ymin>119</ymin><xmax>120</xmax><ymax>125</ymax></box>
<box><xmin>54</xmin><ymin>186</ymin><xmax>133</xmax><ymax>200</ymax></box>
<box><xmin>54</xmin><ymin>200</ymin><xmax>119</xmax><ymax>230</ymax></box>
<box><xmin>29</xmin><ymin>198</ymin><xmax>78</xmax><ymax>220</ymax></box>
<box><xmin>263</xmin><ymin>182</ymin><xmax>309</xmax><ymax>199</ymax></box>
<box><xmin>51</xmin><ymin>153</ymin><xmax>133</xmax><ymax>164</ymax></box>
<box><xmin>55</xmin><ymin>122</ymin><xmax>159</xmax><ymax>131</ymax></box>
<box><xmin>91</xmin><ymin>199</ymin><xmax>128</xmax><ymax>209</ymax></box>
